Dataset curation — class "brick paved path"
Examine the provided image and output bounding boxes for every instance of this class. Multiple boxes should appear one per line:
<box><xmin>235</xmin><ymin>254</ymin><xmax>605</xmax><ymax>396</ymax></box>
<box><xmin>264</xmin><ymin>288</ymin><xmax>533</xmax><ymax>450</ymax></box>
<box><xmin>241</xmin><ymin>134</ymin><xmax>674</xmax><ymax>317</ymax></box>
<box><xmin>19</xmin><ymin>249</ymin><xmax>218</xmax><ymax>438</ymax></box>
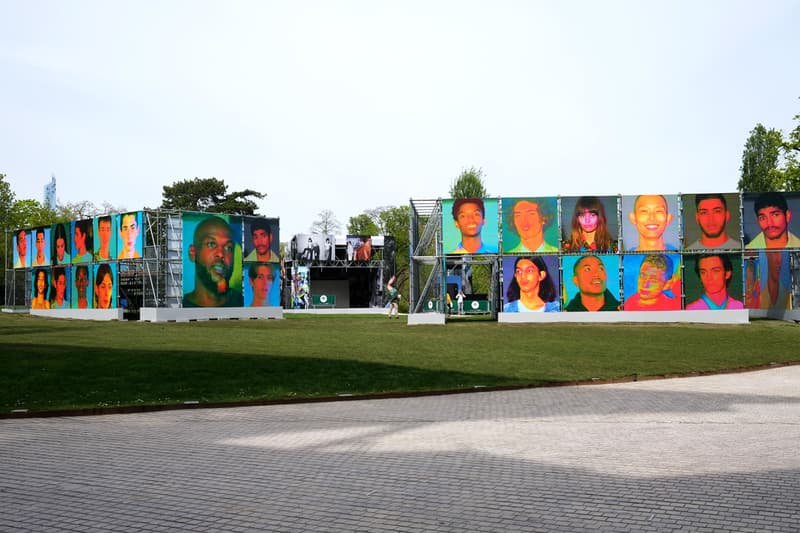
<box><xmin>2</xmin><ymin>367</ymin><xmax>799</xmax><ymax>532</ymax></box>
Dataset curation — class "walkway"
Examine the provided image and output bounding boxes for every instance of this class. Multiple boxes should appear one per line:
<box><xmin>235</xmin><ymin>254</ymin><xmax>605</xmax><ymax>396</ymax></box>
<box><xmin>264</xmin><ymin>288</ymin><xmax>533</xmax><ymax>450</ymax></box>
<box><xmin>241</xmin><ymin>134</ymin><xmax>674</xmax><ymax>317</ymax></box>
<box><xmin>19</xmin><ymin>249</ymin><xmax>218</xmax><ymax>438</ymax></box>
<box><xmin>2</xmin><ymin>367</ymin><xmax>799</xmax><ymax>532</ymax></box>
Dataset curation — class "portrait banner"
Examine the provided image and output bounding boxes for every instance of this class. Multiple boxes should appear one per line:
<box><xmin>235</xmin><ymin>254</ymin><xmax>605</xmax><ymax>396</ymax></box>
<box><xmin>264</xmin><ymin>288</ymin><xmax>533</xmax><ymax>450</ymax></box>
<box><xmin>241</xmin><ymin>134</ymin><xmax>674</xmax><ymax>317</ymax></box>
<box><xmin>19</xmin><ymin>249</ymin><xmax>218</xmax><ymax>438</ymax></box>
<box><xmin>684</xmin><ymin>253</ymin><xmax>743</xmax><ymax>311</ymax></box>
<box><xmin>93</xmin><ymin>214</ymin><xmax>118</xmax><ymax>261</ymax></box>
<box><xmin>243</xmin><ymin>217</ymin><xmax>280</xmax><ymax>263</ymax></box>
<box><xmin>244</xmin><ymin>262</ymin><xmax>281</xmax><ymax>307</ymax></box>
<box><xmin>562</xmin><ymin>254</ymin><xmax>621</xmax><ymax>312</ymax></box>
<box><xmin>12</xmin><ymin>229</ymin><xmax>30</xmax><ymax>269</ymax></box>
<box><xmin>743</xmin><ymin>250</ymin><xmax>793</xmax><ymax>310</ymax></box>
<box><xmin>93</xmin><ymin>262</ymin><xmax>118</xmax><ymax>309</ymax></box>
<box><xmin>501</xmin><ymin>197</ymin><xmax>558</xmax><ymax>253</ymax></box>
<box><xmin>71</xmin><ymin>219</ymin><xmax>94</xmax><ymax>264</ymax></box>
<box><xmin>501</xmin><ymin>255</ymin><xmax>561</xmax><ymax>312</ymax></box>
<box><xmin>560</xmin><ymin>195</ymin><xmax>620</xmax><ymax>253</ymax></box>
<box><xmin>622</xmin><ymin>253</ymin><xmax>682</xmax><ymax>311</ymax></box>
<box><xmin>621</xmin><ymin>194</ymin><xmax>680</xmax><ymax>252</ymax></box>
<box><xmin>31</xmin><ymin>226</ymin><xmax>51</xmax><ymax>267</ymax></box>
<box><xmin>442</xmin><ymin>198</ymin><xmax>499</xmax><ymax>255</ymax></box>
<box><xmin>742</xmin><ymin>192</ymin><xmax>800</xmax><ymax>250</ymax></box>
<box><xmin>49</xmin><ymin>266</ymin><xmax>71</xmax><ymax>309</ymax></box>
<box><xmin>51</xmin><ymin>222</ymin><xmax>72</xmax><ymax>265</ymax></box>
<box><xmin>181</xmin><ymin>212</ymin><xmax>244</xmax><ymax>308</ymax></box>
<box><xmin>682</xmin><ymin>193</ymin><xmax>741</xmax><ymax>251</ymax></box>
<box><xmin>117</xmin><ymin>211</ymin><xmax>143</xmax><ymax>259</ymax></box>
<box><xmin>71</xmin><ymin>264</ymin><xmax>93</xmax><ymax>309</ymax></box>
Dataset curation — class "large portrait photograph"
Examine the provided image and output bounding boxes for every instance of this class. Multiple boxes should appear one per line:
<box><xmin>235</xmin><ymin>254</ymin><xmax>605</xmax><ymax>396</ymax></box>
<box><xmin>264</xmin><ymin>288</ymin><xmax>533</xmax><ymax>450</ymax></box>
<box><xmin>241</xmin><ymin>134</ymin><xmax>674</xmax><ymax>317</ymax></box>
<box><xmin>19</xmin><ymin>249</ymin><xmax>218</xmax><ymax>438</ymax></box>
<box><xmin>31</xmin><ymin>226</ymin><xmax>51</xmax><ymax>267</ymax></box>
<box><xmin>51</xmin><ymin>223</ymin><xmax>72</xmax><ymax>265</ymax></box>
<box><xmin>501</xmin><ymin>255</ymin><xmax>560</xmax><ymax>312</ymax></box>
<box><xmin>49</xmin><ymin>266</ymin><xmax>71</xmax><ymax>310</ymax></box>
<box><xmin>621</xmin><ymin>194</ymin><xmax>680</xmax><ymax>252</ymax></box>
<box><xmin>682</xmin><ymin>193</ymin><xmax>741</xmax><ymax>251</ymax></box>
<box><xmin>743</xmin><ymin>192</ymin><xmax>800</xmax><ymax>250</ymax></box>
<box><xmin>93</xmin><ymin>263</ymin><xmax>118</xmax><ymax>309</ymax></box>
<box><xmin>743</xmin><ymin>250</ymin><xmax>793</xmax><ymax>310</ymax></box>
<box><xmin>684</xmin><ymin>253</ymin><xmax>743</xmax><ymax>311</ymax></box>
<box><xmin>501</xmin><ymin>197</ymin><xmax>558</xmax><ymax>253</ymax></box>
<box><xmin>93</xmin><ymin>214</ymin><xmax>118</xmax><ymax>262</ymax></box>
<box><xmin>31</xmin><ymin>267</ymin><xmax>51</xmax><ymax>309</ymax></box>
<box><xmin>442</xmin><ymin>198</ymin><xmax>499</xmax><ymax>255</ymax></box>
<box><xmin>560</xmin><ymin>196</ymin><xmax>619</xmax><ymax>253</ymax></box>
<box><xmin>561</xmin><ymin>254</ymin><xmax>620</xmax><ymax>312</ymax></box>
<box><xmin>181</xmin><ymin>212</ymin><xmax>244</xmax><ymax>308</ymax></box>
<box><xmin>117</xmin><ymin>211</ymin><xmax>143</xmax><ymax>259</ymax></box>
<box><xmin>622</xmin><ymin>253</ymin><xmax>681</xmax><ymax>311</ymax></box>
<box><xmin>71</xmin><ymin>264</ymin><xmax>93</xmax><ymax>309</ymax></box>
<box><xmin>244</xmin><ymin>262</ymin><xmax>281</xmax><ymax>307</ymax></box>
<box><xmin>71</xmin><ymin>219</ymin><xmax>94</xmax><ymax>264</ymax></box>
<box><xmin>243</xmin><ymin>217</ymin><xmax>280</xmax><ymax>263</ymax></box>
<box><xmin>12</xmin><ymin>229</ymin><xmax>30</xmax><ymax>269</ymax></box>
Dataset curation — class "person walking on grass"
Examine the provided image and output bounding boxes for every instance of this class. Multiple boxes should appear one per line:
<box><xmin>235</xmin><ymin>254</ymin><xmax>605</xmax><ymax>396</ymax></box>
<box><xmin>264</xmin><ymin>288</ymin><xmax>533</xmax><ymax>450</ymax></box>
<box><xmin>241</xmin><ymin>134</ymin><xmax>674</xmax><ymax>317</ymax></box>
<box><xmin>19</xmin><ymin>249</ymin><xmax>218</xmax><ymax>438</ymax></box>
<box><xmin>386</xmin><ymin>275</ymin><xmax>400</xmax><ymax>318</ymax></box>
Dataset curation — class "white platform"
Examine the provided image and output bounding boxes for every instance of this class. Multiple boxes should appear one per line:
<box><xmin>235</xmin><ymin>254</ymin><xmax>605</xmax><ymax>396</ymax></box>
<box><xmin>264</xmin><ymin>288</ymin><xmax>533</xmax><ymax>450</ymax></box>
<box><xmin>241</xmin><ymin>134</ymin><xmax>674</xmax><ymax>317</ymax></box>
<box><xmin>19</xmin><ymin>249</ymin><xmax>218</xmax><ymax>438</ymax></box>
<box><xmin>498</xmin><ymin>309</ymin><xmax>750</xmax><ymax>324</ymax></box>
<box><xmin>139</xmin><ymin>306</ymin><xmax>283</xmax><ymax>322</ymax></box>
<box><xmin>408</xmin><ymin>312</ymin><xmax>446</xmax><ymax>325</ymax></box>
<box><xmin>29</xmin><ymin>308</ymin><xmax>124</xmax><ymax>321</ymax></box>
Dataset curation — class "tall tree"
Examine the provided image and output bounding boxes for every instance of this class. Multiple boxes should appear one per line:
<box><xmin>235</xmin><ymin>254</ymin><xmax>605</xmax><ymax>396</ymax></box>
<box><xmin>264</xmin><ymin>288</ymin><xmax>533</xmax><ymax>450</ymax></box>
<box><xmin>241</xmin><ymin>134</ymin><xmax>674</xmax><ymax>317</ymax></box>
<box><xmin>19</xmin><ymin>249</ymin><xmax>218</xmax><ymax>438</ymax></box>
<box><xmin>738</xmin><ymin>124</ymin><xmax>783</xmax><ymax>192</ymax></box>
<box><xmin>310</xmin><ymin>209</ymin><xmax>341</xmax><ymax>234</ymax></box>
<box><xmin>449</xmin><ymin>166</ymin><xmax>488</xmax><ymax>198</ymax></box>
<box><xmin>776</xmin><ymin>112</ymin><xmax>800</xmax><ymax>191</ymax></box>
<box><xmin>347</xmin><ymin>213</ymin><xmax>379</xmax><ymax>235</ymax></box>
<box><xmin>161</xmin><ymin>177</ymin><xmax>264</xmax><ymax>215</ymax></box>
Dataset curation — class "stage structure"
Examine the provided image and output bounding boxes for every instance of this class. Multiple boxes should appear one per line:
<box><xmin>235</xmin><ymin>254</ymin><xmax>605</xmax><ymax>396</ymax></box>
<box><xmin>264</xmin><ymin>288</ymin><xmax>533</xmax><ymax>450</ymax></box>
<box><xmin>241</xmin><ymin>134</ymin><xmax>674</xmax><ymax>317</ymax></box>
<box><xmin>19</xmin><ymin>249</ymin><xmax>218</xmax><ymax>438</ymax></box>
<box><xmin>408</xmin><ymin>192</ymin><xmax>800</xmax><ymax>325</ymax></box>
<box><xmin>284</xmin><ymin>233</ymin><xmax>396</xmax><ymax>310</ymax></box>
<box><xmin>4</xmin><ymin>209</ymin><xmax>283</xmax><ymax>322</ymax></box>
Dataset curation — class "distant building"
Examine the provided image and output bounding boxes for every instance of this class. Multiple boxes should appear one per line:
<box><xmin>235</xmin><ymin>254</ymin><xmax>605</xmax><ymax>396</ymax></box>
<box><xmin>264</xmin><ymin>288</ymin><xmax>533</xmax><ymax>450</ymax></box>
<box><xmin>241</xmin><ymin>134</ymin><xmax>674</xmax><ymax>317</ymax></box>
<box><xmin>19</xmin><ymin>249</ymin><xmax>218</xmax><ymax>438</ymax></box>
<box><xmin>44</xmin><ymin>175</ymin><xmax>56</xmax><ymax>209</ymax></box>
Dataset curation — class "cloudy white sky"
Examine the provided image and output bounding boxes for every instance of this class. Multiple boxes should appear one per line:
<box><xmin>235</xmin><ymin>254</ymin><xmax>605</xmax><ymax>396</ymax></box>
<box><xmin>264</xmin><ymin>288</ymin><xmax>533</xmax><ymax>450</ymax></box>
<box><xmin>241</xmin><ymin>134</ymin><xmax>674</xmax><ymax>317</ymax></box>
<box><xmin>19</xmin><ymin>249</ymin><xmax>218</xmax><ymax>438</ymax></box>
<box><xmin>1</xmin><ymin>0</ymin><xmax>798</xmax><ymax>237</ymax></box>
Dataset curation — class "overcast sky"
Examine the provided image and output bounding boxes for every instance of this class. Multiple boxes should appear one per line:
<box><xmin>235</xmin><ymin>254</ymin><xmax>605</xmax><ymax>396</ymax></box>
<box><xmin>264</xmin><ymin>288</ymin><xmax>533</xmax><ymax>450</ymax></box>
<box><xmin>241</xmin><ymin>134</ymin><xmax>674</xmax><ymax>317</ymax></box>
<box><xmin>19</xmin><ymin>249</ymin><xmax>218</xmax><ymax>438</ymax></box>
<box><xmin>2</xmin><ymin>0</ymin><xmax>798</xmax><ymax>238</ymax></box>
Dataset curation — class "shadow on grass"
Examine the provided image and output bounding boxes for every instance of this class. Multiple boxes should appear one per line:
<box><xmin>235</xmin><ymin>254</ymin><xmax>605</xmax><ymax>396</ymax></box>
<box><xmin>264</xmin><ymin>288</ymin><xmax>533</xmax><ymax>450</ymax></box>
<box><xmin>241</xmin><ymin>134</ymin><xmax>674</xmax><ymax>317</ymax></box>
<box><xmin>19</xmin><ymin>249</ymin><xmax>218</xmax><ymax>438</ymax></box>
<box><xmin>2</xmin><ymin>342</ymin><xmax>523</xmax><ymax>412</ymax></box>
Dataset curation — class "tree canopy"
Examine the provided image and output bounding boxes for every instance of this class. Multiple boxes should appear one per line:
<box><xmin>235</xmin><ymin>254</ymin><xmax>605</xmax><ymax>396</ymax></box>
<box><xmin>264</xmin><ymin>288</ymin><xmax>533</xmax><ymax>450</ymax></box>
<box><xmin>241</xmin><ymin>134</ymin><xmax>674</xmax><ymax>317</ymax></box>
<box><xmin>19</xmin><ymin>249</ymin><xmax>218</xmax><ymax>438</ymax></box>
<box><xmin>310</xmin><ymin>209</ymin><xmax>341</xmax><ymax>234</ymax></box>
<box><xmin>738</xmin><ymin>104</ymin><xmax>800</xmax><ymax>192</ymax></box>
<box><xmin>449</xmin><ymin>166</ymin><xmax>488</xmax><ymax>198</ymax></box>
<box><xmin>161</xmin><ymin>177</ymin><xmax>265</xmax><ymax>215</ymax></box>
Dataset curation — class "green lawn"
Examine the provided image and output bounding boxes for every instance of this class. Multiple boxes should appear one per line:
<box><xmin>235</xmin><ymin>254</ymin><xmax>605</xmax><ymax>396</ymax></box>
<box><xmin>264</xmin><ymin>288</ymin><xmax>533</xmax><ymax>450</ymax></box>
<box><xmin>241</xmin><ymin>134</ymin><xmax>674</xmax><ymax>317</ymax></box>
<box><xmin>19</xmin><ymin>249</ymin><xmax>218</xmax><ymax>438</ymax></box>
<box><xmin>2</xmin><ymin>313</ymin><xmax>798</xmax><ymax>413</ymax></box>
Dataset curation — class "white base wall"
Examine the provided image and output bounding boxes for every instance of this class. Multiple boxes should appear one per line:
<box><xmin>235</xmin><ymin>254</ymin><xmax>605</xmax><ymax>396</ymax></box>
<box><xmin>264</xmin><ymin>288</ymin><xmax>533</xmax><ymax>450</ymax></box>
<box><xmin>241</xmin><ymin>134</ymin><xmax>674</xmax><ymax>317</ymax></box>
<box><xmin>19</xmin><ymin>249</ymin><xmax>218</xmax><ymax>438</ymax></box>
<box><xmin>139</xmin><ymin>307</ymin><xmax>283</xmax><ymax>322</ymax></box>
<box><xmin>498</xmin><ymin>309</ymin><xmax>750</xmax><ymax>324</ymax></box>
<box><xmin>30</xmin><ymin>308</ymin><xmax>124</xmax><ymax>321</ymax></box>
<box><xmin>408</xmin><ymin>312</ymin><xmax>446</xmax><ymax>325</ymax></box>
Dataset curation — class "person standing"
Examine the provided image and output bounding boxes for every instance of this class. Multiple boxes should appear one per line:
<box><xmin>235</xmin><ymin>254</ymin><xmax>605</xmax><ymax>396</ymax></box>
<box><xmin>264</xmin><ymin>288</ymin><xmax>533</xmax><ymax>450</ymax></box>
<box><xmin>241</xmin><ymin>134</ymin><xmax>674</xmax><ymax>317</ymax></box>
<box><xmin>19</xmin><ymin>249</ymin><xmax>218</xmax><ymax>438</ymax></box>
<box><xmin>386</xmin><ymin>275</ymin><xmax>400</xmax><ymax>318</ymax></box>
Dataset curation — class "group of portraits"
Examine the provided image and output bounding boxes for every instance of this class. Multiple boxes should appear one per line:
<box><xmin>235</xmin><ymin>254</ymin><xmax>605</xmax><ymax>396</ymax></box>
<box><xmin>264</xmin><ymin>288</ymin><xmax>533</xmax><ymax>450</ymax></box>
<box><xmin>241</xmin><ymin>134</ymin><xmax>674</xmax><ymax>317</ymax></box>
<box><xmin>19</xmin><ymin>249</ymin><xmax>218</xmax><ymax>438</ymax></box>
<box><xmin>181</xmin><ymin>213</ymin><xmax>282</xmax><ymax>308</ymax></box>
<box><xmin>294</xmin><ymin>233</ymin><xmax>335</xmax><ymax>263</ymax></box>
<box><xmin>28</xmin><ymin>263</ymin><xmax>118</xmax><ymax>310</ymax></box>
<box><xmin>501</xmin><ymin>252</ymin><xmax>754</xmax><ymax>313</ymax></box>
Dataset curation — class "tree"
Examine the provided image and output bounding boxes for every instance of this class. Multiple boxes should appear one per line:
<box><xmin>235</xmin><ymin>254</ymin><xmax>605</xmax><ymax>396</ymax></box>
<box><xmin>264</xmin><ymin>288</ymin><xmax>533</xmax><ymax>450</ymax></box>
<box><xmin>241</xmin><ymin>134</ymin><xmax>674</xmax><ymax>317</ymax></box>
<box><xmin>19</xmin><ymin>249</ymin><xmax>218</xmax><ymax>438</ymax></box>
<box><xmin>775</xmin><ymin>112</ymin><xmax>800</xmax><ymax>191</ymax></box>
<box><xmin>347</xmin><ymin>213</ymin><xmax>379</xmax><ymax>235</ymax></box>
<box><xmin>310</xmin><ymin>209</ymin><xmax>341</xmax><ymax>234</ymax></box>
<box><xmin>738</xmin><ymin>124</ymin><xmax>783</xmax><ymax>192</ymax></box>
<box><xmin>449</xmin><ymin>166</ymin><xmax>488</xmax><ymax>198</ymax></box>
<box><xmin>161</xmin><ymin>177</ymin><xmax>265</xmax><ymax>215</ymax></box>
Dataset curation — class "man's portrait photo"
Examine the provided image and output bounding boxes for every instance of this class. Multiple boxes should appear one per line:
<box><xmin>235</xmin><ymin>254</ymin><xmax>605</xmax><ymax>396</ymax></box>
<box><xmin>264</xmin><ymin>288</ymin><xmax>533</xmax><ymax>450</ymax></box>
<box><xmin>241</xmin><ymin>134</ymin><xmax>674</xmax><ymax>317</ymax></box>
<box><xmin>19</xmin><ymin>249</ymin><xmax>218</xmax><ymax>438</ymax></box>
<box><xmin>13</xmin><ymin>229</ymin><xmax>29</xmax><ymax>269</ymax></box>
<box><xmin>683</xmin><ymin>193</ymin><xmax>742</xmax><ymax>250</ymax></box>
<box><xmin>442</xmin><ymin>197</ymin><xmax>499</xmax><ymax>254</ymax></box>
<box><xmin>621</xmin><ymin>194</ymin><xmax>680</xmax><ymax>252</ymax></box>
<box><xmin>31</xmin><ymin>226</ymin><xmax>51</xmax><ymax>267</ymax></box>
<box><xmin>244</xmin><ymin>262</ymin><xmax>281</xmax><ymax>307</ymax></box>
<box><xmin>181</xmin><ymin>213</ymin><xmax>243</xmax><ymax>308</ymax></box>
<box><xmin>743</xmin><ymin>250</ymin><xmax>793</xmax><ymax>310</ymax></box>
<box><xmin>562</xmin><ymin>254</ymin><xmax>621</xmax><ymax>312</ymax></box>
<box><xmin>743</xmin><ymin>191</ymin><xmax>800</xmax><ymax>249</ymax></box>
<box><xmin>684</xmin><ymin>253</ymin><xmax>744</xmax><ymax>310</ymax></box>
<box><xmin>622</xmin><ymin>253</ymin><xmax>682</xmax><ymax>311</ymax></box>
<box><xmin>117</xmin><ymin>211</ymin><xmax>143</xmax><ymax>259</ymax></box>
<box><xmin>244</xmin><ymin>217</ymin><xmax>280</xmax><ymax>263</ymax></box>
<box><xmin>94</xmin><ymin>214</ymin><xmax>118</xmax><ymax>262</ymax></box>
<box><xmin>501</xmin><ymin>197</ymin><xmax>558</xmax><ymax>253</ymax></box>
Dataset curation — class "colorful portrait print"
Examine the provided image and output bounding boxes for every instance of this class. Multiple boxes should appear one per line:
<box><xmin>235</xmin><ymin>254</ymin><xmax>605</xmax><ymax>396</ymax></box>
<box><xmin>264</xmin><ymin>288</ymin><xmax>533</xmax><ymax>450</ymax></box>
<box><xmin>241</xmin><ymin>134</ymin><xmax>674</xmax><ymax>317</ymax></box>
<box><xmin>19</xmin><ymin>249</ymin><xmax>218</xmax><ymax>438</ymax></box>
<box><xmin>93</xmin><ymin>263</ymin><xmax>117</xmax><ymax>309</ymax></box>
<box><xmin>621</xmin><ymin>194</ymin><xmax>680</xmax><ymax>252</ymax></box>
<box><xmin>181</xmin><ymin>212</ymin><xmax>244</xmax><ymax>308</ymax></box>
<box><xmin>244</xmin><ymin>217</ymin><xmax>280</xmax><ymax>263</ymax></box>
<box><xmin>560</xmin><ymin>196</ymin><xmax>620</xmax><ymax>253</ymax></box>
<box><xmin>244</xmin><ymin>262</ymin><xmax>281</xmax><ymax>307</ymax></box>
<box><xmin>291</xmin><ymin>265</ymin><xmax>310</xmax><ymax>309</ymax></box>
<box><xmin>71</xmin><ymin>264</ymin><xmax>93</xmax><ymax>309</ymax></box>
<box><xmin>31</xmin><ymin>267</ymin><xmax>50</xmax><ymax>309</ymax></box>
<box><xmin>501</xmin><ymin>197</ymin><xmax>558</xmax><ymax>253</ymax></box>
<box><xmin>622</xmin><ymin>254</ymin><xmax>682</xmax><ymax>311</ymax></box>
<box><xmin>684</xmin><ymin>253</ymin><xmax>743</xmax><ymax>310</ymax></box>
<box><xmin>442</xmin><ymin>198</ymin><xmax>499</xmax><ymax>255</ymax></box>
<box><xmin>71</xmin><ymin>219</ymin><xmax>94</xmax><ymax>264</ymax></box>
<box><xmin>743</xmin><ymin>251</ymin><xmax>793</xmax><ymax>310</ymax></box>
<box><xmin>50</xmin><ymin>223</ymin><xmax>71</xmax><ymax>265</ymax></box>
<box><xmin>31</xmin><ymin>227</ymin><xmax>51</xmax><ymax>267</ymax></box>
<box><xmin>562</xmin><ymin>254</ymin><xmax>621</xmax><ymax>312</ymax></box>
<box><xmin>501</xmin><ymin>255</ymin><xmax>560</xmax><ymax>312</ymax></box>
<box><xmin>117</xmin><ymin>211</ymin><xmax>143</xmax><ymax>259</ymax></box>
<box><xmin>683</xmin><ymin>193</ymin><xmax>741</xmax><ymax>250</ymax></box>
<box><xmin>93</xmin><ymin>214</ymin><xmax>118</xmax><ymax>261</ymax></box>
<box><xmin>50</xmin><ymin>266</ymin><xmax>71</xmax><ymax>309</ymax></box>
<box><xmin>13</xmin><ymin>229</ymin><xmax>30</xmax><ymax>269</ymax></box>
<box><xmin>743</xmin><ymin>192</ymin><xmax>800</xmax><ymax>249</ymax></box>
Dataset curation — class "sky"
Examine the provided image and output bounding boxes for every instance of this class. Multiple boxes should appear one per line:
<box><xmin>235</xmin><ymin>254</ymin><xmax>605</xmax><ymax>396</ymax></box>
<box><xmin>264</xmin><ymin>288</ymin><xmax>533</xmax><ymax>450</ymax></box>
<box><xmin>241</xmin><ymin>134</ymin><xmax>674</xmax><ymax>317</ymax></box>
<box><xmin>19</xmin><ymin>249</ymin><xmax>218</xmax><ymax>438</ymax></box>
<box><xmin>1</xmin><ymin>0</ymin><xmax>799</xmax><ymax>238</ymax></box>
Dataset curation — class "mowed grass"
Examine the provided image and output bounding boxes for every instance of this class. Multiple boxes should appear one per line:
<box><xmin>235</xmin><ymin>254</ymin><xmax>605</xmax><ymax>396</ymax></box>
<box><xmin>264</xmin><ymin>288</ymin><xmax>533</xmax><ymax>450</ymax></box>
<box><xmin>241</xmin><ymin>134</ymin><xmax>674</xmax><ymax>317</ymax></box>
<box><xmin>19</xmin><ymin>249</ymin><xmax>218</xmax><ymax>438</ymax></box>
<box><xmin>1</xmin><ymin>313</ymin><xmax>798</xmax><ymax>413</ymax></box>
